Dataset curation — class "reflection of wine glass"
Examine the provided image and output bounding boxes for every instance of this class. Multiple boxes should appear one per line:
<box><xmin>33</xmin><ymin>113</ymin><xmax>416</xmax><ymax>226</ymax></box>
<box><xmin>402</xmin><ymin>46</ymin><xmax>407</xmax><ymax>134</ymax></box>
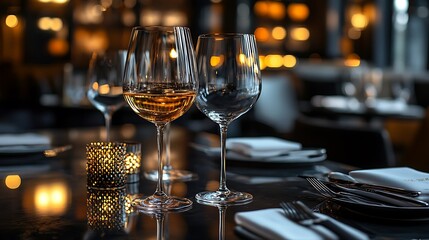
<box><xmin>123</xmin><ymin>26</ymin><xmax>197</xmax><ymax>211</ymax></box>
<box><xmin>145</xmin><ymin>123</ymin><xmax>196</xmax><ymax>182</ymax></box>
<box><xmin>195</xmin><ymin>33</ymin><xmax>261</xmax><ymax>205</ymax></box>
<box><xmin>87</xmin><ymin>50</ymin><xmax>127</xmax><ymax>141</ymax></box>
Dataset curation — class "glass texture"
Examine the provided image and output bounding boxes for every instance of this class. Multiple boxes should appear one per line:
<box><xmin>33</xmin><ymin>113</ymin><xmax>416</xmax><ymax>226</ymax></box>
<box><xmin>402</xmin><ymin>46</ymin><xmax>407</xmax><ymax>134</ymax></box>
<box><xmin>87</xmin><ymin>50</ymin><xmax>127</xmax><ymax>141</ymax></box>
<box><xmin>122</xmin><ymin>26</ymin><xmax>197</xmax><ymax>211</ymax></box>
<box><xmin>195</xmin><ymin>33</ymin><xmax>262</xmax><ymax>205</ymax></box>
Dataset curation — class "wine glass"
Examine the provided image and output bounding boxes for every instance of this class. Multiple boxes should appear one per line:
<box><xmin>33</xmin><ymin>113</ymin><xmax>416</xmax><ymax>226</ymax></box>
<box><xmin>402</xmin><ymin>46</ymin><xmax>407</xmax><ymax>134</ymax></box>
<box><xmin>195</xmin><ymin>33</ymin><xmax>261</xmax><ymax>205</ymax></box>
<box><xmin>87</xmin><ymin>50</ymin><xmax>127</xmax><ymax>141</ymax></box>
<box><xmin>144</xmin><ymin>122</ymin><xmax>196</xmax><ymax>182</ymax></box>
<box><xmin>122</xmin><ymin>26</ymin><xmax>197</xmax><ymax>211</ymax></box>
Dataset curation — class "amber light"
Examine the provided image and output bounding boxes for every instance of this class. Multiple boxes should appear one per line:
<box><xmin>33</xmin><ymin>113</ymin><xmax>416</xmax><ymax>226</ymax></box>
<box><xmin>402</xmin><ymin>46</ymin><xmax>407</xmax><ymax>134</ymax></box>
<box><xmin>344</xmin><ymin>54</ymin><xmax>361</xmax><ymax>67</ymax></box>
<box><xmin>5</xmin><ymin>175</ymin><xmax>21</xmax><ymax>189</ymax></box>
<box><xmin>287</xmin><ymin>3</ymin><xmax>310</xmax><ymax>21</ymax></box>
<box><xmin>5</xmin><ymin>15</ymin><xmax>19</xmax><ymax>28</ymax></box>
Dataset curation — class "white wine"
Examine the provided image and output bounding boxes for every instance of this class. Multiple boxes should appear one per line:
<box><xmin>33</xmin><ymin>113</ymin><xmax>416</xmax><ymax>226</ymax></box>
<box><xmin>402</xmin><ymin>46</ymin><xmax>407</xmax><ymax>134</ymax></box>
<box><xmin>124</xmin><ymin>89</ymin><xmax>196</xmax><ymax>124</ymax></box>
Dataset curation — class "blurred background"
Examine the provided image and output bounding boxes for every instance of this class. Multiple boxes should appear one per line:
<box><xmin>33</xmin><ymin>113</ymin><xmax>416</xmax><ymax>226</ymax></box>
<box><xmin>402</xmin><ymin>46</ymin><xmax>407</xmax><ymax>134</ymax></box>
<box><xmin>1</xmin><ymin>0</ymin><xmax>429</xmax><ymax>168</ymax></box>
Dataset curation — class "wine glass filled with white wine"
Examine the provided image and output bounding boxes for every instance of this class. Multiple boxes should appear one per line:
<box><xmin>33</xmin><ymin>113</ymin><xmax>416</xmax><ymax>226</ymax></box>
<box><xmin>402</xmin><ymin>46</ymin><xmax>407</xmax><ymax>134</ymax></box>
<box><xmin>122</xmin><ymin>26</ymin><xmax>198</xmax><ymax>211</ymax></box>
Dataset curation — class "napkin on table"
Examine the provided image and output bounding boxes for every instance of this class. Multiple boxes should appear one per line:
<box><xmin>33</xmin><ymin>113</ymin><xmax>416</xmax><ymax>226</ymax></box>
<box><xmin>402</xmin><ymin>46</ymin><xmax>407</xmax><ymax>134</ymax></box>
<box><xmin>0</xmin><ymin>133</ymin><xmax>51</xmax><ymax>153</ymax></box>
<box><xmin>234</xmin><ymin>208</ymin><xmax>369</xmax><ymax>240</ymax></box>
<box><xmin>0</xmin><ymin>133</ymin><xmax>51</xmax><ymax>146</ymax></box>
<box><xmin>226</xmin><ymin>137</ymin><xmax>301</xmax><ymax>158</ymax></box>
<box><xmin>350</xmin><ymin>167</ymin><xmax>429</xmax><ymax>200</ymax></box>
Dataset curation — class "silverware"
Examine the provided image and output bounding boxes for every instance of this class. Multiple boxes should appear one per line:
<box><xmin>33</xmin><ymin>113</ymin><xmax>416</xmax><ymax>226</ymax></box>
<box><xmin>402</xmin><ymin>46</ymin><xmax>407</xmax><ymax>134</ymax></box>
<box><xmin>328</xmin><ymin>182</ymin><xmax>428</xmax><ymax>207</ymax></box>
<box><xmin>303</xmin><ymin>176</ymin><xmax>428</xmax><ymax>207</ymax></box>
<box><xmin>44</xmin><ymin>145</ymin><xmax>73</xmax><ymax>157</ymax></box>
<box><xmin>280</xmin><ymin>201</ymin><xmax>364</xmax><ymax>240</ymax></box>
<box><xmin>304</xmin><ymin>176</ymin><xmax>387</xmax><ymax>205</ymax></box>
<box><xmin>328</xmin><ymin>171</ymin><xmax>421</xmax><ymax>197</ymax></box>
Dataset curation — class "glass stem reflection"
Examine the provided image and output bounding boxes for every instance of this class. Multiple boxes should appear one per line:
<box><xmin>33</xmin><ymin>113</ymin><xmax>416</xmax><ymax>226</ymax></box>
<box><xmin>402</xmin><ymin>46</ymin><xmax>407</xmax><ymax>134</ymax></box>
<box><xmin>103</xmin><ymin>111</ymin><xmax>112</xmax><ymax>142</ymax></box>
<box><xmin>218</xmin><ymin>205</ymin><xmax>227</xmax><ymax>240</ymax></box>
<box><xmin>156</xmin><ymin>213</ymin><xmax>166</xmax><ymax>240</ymax></box>
<box><xmin>155</xmin><ymin>123</ymin><xmax>167</xmax><ymax>197</ymax></box>
<box><xmin>219</xmin><ymin>125</ymin><xmax>229</xmax><ymax>193</ymax></box>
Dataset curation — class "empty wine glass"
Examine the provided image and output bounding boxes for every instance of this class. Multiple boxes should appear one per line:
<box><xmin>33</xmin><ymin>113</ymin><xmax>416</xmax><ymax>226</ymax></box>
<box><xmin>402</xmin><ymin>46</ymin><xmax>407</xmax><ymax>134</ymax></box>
<box><xmin>145</xmin><ymin>122</ymin><xmax>196</xmax><ymax>182</ymax></box>
<box><xmin>123</xmin><ymin>26</ymin><xmax>197</xmax><ymax>211</ymax></box>
<box><xmin>87</xmin><ymin>50</ymin><xmax>127</xmax><ymax>141</ymax></box>
<box><xmin>195</xmin><ymin>33</ymin><xmax>261</xmax><ymax>205</ymax></box>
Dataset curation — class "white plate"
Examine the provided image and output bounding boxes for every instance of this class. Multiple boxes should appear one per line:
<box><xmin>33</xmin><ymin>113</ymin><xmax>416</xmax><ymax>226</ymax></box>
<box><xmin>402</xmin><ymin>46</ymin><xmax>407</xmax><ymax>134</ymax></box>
<box><xmin>191</xmin><ymin>143</ymin><xmax>326</xmax><ymax>165</ymax></box>
<box><xmin>0</xmin><ymin>145</ymin><xmax>50</xmax><ymax>155</ymax></box>
<box><xmin>328</xmin><ymin>197</ymin><xmax>429</xmax><ymax>221</ymax></box>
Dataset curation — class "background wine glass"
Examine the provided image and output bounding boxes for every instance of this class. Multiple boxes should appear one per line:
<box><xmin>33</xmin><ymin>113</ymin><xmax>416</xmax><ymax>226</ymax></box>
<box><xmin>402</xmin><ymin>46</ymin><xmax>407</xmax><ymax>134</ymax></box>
<box><xmin>195</xmin><ymin>33</ymin><xmax>261</xmax><ymax>205</ymax></box>
<box><xmin>122</xmin><ymin>26</ymin><xmax>197</xmax><ymax>211</ymax></box>
<box><xmin>87</xmin><ymin>50</ymin><xmax>127</xmax><ymax>141</ymax></box>
<box><xmin>144</xmin><ymin>122</ymin><xmax>197</xmax><ymax>182</ymax></box>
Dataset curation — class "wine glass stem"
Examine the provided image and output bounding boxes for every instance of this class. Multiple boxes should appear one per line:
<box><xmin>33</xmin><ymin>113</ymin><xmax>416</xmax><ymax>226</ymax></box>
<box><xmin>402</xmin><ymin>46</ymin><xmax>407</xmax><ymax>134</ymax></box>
<box><xmin>155</xmin><ymin>123</ymin><xmax>166</xmax><ymax>195</ymax></box>
<box><xmin>164</xmin><ymin>123</ymin><xmax>172</xmax><ymax>170</ymax></box>
<box><xmin>156</xmin><ymin>213</ymin><xmax>166</xmax><ymax>240</ymax></box>
<box><xmin>103</xmin><ymin>112</ymin><xmax>112</xmax><ymax>142</ymax></box>
<box><xmin>219</xmin><ymin>124</ymin><xmax>229</xmax><ymax>193</ymax></box>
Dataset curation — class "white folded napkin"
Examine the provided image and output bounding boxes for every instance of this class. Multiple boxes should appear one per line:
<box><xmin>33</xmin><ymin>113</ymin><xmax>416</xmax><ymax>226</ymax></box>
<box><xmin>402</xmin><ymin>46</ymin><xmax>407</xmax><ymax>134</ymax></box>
<box><xmin>0</xmin><ymin>133</ymin><xmax>51</xmax><ymax>146</ymax></box>
<box><xmin>234</xmin><ymin>208</ymin><xmax>369</xmax><ymax>240</ymax></box>
<box><xmin>350</xmin><ymin>167</ymin><xmax>429</xmax><ymax>199</ymax></box>
<box><xmin>226</xmin><ymin>137</ymin><xmax>301</xmax><ymax>158</ymax></box>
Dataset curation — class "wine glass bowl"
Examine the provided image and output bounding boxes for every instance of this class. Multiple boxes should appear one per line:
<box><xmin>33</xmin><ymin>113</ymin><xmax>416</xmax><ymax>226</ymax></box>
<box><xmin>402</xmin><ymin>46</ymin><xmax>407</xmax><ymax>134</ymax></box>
<box><xmin>87</xmin><ymin>50</ymin><xmax>127</xmax><ymax>141</ymax></box>
<box><xmin>195</xmin><ymin>33</ymin><xmax>261</xmax><ymax>205</ymax></box>
<box><xmin>122</xmin><ymin>26</ymin><xmax>197</xmax><ymax>211</ymax></box>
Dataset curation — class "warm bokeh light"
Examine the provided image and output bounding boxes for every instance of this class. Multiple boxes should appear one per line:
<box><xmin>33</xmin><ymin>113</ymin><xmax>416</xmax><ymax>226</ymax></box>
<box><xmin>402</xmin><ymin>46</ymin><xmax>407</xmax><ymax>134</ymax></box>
<box><xmin>170</xmin><ymin>48</ymin><xmax>178</xmax><ymax>58</ymax></box>
<box><xmin>259</xmin><ymin>56</ymin><xmax>266</xmax><ymax>70</ymax></box>
<box><xmin>272</xmin><ymin>26</ymin><xmax>286</xmax><ymax>40</ymax></box>
<box><xmin>254</xmin><ymin>1</ymin><xmax>269</xmax><ymax>16</ymax></box>
<box><xmin>283</xmin><ymin>55</ymin><xmax>297</xmax><ymax>68</ymax></box>
<box><xmin>163</xmin><ymin>11</ymin><xmax>187</xmax><ymax>26</ymax></box>
<box><xmin>38</xmin><ymin>17</ymin><xmax>64</xmax><ymax>31</ymax></box>
<box><xmin>98</xmin><ymin>84</ymin><xmax>110</xmax><ymax>94</ymax></box>
<box><xmin>264</xmin><ymin>54</ymin><xmax>283</xmax><ymax>68</ymax></box>
<box><xmin>351</xmin><ymin>13</ymin><xmax>368</xmax><ymax>29</ymax></box>
<box><xmin>140</xmin><ymin>10</ymin><xmax>162</xmax><ymax>26</ymax></box>
<box><xmin>210</xmin><ymin>55</ymin><xmax>224</xmax><ymax>67</ymax></box>
<box><xmin>268</xmin><ymin>2</ymin><xmax>286</xmax><ymax>20</ymax></box>
<box><xmin>5</xmin><ymin>15</ymin><xmax>19</xmax><ymax>28</ymax></box>
<box><xmin>48</xmin><ymin>38</ymin><xmax>69</xmax><ymax>56</ymax></box>
<box><xmin>254</xmin><ymin>27</ymin><xmax>270</xmax><ymax>42</ymax></box>
<box><xmin>344</xmin><ymin>53</ymin><xmax>361</xmax><ymax>67</ymax></box>
<box><xmin>291</xmin><ymin>27</ymin><xmax>310</xmax><ymax>41</ymax></box>
<box><xmin>38</xmin><ymin>17</ymin><xmax>51</xmax><ymax>30</ymax></box>
<box><xmin>5</xmin><ymin>175</ymin><xmax>21</xmax><ymax>189</ymax></box>
<box><xmin>287</xmin><ymin>3</ymin><xmax>310</xmax><ymax>21</ymax></box>
<box><xmin>238</xmin><ymin>53</ymin><xmax>247</xmax><ymax>64</ymax></box>
<box><xmin>39</xmin><ymin>0</ymin><xmax>69</xmax><ymax>3</ymax></box>
<box><xmin>34</xmin><ymin>182</ymin><xmax>69</xmax><ymax>216</ymax></box>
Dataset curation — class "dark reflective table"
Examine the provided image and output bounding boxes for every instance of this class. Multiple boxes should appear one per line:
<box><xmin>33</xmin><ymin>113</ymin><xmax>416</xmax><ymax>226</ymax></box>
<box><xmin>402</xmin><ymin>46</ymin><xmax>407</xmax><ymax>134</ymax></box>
<box><xmin>1</xmin><ymin>125</ymin><xmax>429</xmax><ymax>239</ymax></box>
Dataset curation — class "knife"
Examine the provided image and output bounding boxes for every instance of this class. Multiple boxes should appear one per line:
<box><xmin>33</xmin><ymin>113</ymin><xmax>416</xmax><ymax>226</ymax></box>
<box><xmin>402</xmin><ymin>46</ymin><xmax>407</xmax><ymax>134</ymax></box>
<box><xmin>328</xmin><ymin>182</ymin><xmax>429</xmax><ymax>207</ymax></box>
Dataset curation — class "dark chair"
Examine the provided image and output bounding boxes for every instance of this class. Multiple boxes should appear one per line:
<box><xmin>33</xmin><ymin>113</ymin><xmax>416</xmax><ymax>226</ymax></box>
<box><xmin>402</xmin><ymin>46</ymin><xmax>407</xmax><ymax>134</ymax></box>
<box><xmin>291</xmin><ymin>116</ymin><xmax>396</xmax><ymax>168</ymax></box>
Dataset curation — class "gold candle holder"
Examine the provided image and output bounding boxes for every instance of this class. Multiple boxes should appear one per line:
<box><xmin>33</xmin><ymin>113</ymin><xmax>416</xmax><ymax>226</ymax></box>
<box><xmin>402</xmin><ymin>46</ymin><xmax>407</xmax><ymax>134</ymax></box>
<box><xmin>86</xmin><ymin>142</ymin><xmax>127</xmax><ymax>189</ymax></box>
<box><xmin>124</xmin><ymin>142</ymin><xmax>142</xmax><ymax>183</ymax></box>
<box><xmin>86</xmin><ymin>187</ymin><xmax>126</xmax><ymax>233</ymax></box>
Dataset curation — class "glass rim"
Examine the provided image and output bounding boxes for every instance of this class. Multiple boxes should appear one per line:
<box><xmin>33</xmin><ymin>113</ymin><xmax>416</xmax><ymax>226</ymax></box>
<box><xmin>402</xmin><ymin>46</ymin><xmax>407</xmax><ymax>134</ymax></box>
<box><xmin>198</xmin><ymin>33</ymin><xmax>255</xmax><ymax>39</ymax></box>
<box><xmin>131</xmin><ymin>25</ymin><xmax>190</xmax><ymax>33</ymax></box>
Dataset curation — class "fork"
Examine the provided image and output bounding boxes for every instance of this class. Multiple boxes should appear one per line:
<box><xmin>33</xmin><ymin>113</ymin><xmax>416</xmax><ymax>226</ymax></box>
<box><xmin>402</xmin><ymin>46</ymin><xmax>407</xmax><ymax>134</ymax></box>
<box><xmin>304</xmin><ymin>176</ymin><xmax>386</xmax><ymax>205</ymax></box>
<box><xmin>280</xmin><ymin>201</ymin><xmax>363</xmax><ymax>240</ymax></box>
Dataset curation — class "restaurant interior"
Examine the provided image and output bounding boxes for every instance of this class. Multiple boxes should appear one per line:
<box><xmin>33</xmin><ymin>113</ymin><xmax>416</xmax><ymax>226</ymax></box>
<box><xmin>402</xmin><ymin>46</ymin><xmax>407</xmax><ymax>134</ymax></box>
<box><xmin>1</xmin><ymin>0</ymin><xmax>429</xmax><ymax>239</ymax></box>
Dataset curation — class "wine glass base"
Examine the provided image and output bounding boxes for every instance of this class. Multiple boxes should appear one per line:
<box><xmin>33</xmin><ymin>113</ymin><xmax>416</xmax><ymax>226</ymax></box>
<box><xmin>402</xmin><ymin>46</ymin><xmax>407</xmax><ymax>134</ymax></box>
<box><xmin>133</xmin><ymin>195</ymin><xmax>193</xmax><ymax>213</ymax></box>
<box><xmin>195</xmin><ymin>190</ymin><xmax>253</xmax><ymax>206</ymax></box>
<box><xmin>145</xmin><ymin>169</ymin><xmax>197</xmax><ymax>182</ymax></box>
